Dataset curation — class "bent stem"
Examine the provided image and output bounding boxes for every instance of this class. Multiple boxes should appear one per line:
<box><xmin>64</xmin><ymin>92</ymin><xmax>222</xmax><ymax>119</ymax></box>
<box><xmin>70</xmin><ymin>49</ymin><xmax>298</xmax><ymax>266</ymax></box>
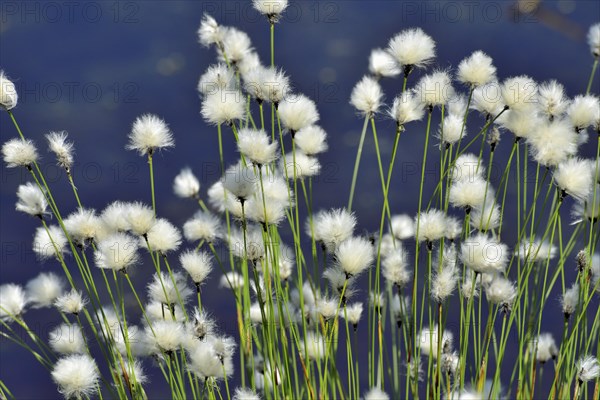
<box><xmin>348</xmin><ymin>114</ymin><xmax>371</xmax><ymax>211</ymax></box>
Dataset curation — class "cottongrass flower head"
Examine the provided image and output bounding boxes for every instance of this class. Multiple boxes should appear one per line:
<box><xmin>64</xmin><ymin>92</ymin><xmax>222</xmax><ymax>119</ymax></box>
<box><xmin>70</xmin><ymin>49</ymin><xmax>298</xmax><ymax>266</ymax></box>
<box><xmin>16</xmin><ymin>182</ymin><xmax>47</xmax><ymax>218</ymax></box>
<box><xmin>527</xmin><ymin>119</ymin><xmax>578</xmax><ymax>167</ymax></box>
<box><xmin>237</xmin><ymin>128</ymin><xmax>279</xmax><ymax>165</ymax></box>
<box><xmin>567</xmin><ymin>94</ymin><xmax>600</xmax><ymax>132</ymax></box>
<box><xmin>437</xmin><ymin>113</ymin><xmax>467</xmax><ymax>147</ymax></box>
<box><xmin>0</xmin><ymin>284</ymin><xmax>27</xmax><ymax>321</ymax></box>
<box><xmin>253</xmin><ymin>0</ymin><xmax>288</xmax><ymax>23</ymax></box>
<box><xmin>350</xmin><ymin>75</ymin><xmax>383</xmax><ymax>116</ymax></box>
<box><xmin>294</xmin><ymin>125</ymin><xmax>328</xmax><ymax>155</ymax></box>
<box><xmin>335</xmin><ymin>236</ymin><xmax>374</xmax><ymax>278</ymax></box>
<box><xmin>183</xmin><ymin>210</ymin><xmax>221</xmax><ymax>243</ymax></box>
<box><xmin>500</xmin><ymin>108</ymin><xmax>540</xmax><ymax>141</ymax></box>
<box><xmin>197</xmin><ymin>13</ymin><xmax>224</xmax><ymax>47</ymax></box>
<box><xmin>309</xmin><ymin>208</ymin><xmax>356</xmax><ymax>252</ymax></box>
<box><xmin>451</xmin><ymin>153</ymin><xmax>485</xmax><ymax>183</ymax></box>
<box><xmin>233</xmin><ymin>387</ymin><xmax>261</xmax><ymax>400</ymax></box>
<box><xmin>485</xmin><ymin>277</ymin><xmax>517</xmax><ymax>311</ymax></box>
<box><xmin>145</xmin><ymin>319</ymin><xmax>185</xmax><ymax>354</ymax></box>
<box><xmin>387</xmin><ymin>28</ymin><xmax>436</xmax><ymax>72</ymax></box>
<box><xmin>54</xmin><ymin>289</ymin><xmax>87</xmax><ymax>315</ymax></box>
<box><xmin>364</xmin><ymin>387</ymin><xmax>390</xmax><ymax>400</ymax></box>
<box><xmin>2</xmin><ymin>138</ymin><xmax>38</xmax><ymax>168</ymax></box>
<box><xmin>461</xmin><ymin>233</ymin><xmax>509</xmax><ymax>274</ymax></box>
<box><xmin>116</xmin><ymin>359</ymin><xmax>148</xmax><ymax>386</ymax></box>
<box><xmin>125</xmin><ymin>202</ymin><xmax>155</xmax><ymax>236</ymax></box>
<box><xmin>33</xmin><ymin>225</ymin><xmax>67</xmax><ymax>260</ymax></box>
<box><xmin>472</xmin><ymin>202</ymin><xmax>503</xmax><ymax>232</ymax></box>
<box><xmin>577</xmin><ymin>355</ymin><xmax>600</xmax><ymax>382</ymax></box>
<box><xmin>389</xmin><ymin>214</ymin><xmax>415</xmax><ymax>240</ymax></box>
<box><xmin>173</xmin><ymin>168</ymin><xmax>200</xmax><ymax>199</ymax></box>
<box><xmin>223</xmin><ymin>163</ymin><xmax>258</xmax><ymax>202</ymax></box>
<box><xmin>343</xmin><ymin>302</ymin><xmax>363</xmax><ymax>328</ymax></box>
<box><xmin>471</xmin><ymin>81</ymin><xmax>505</xmax><ymax>118</ymax></box>
<box><xmin>51</xmin><ymin>354</ymin><xmax>99</xmax><ymax>399</ymax></box>
<box><xmin>369</xmin><ymin>48</ymin><xmax>401</xmax><ymax>78</ymax></box>
<box><xmin>278</xmin><ymin>94</ymin><xmax>320</xmax><ymax>134</ymax></box>
<box><xmin>457</xmin><ymin>50</ymin><xmax>497</xmax><ymax>87</ymax></box>
<box><xmin>588</xmin><ymin>22</ymin><xmax>600</xmax><ymax>57</ymax></box>
<box><xmin>100</xmin><ymin>201</ymin><xmax>130</xmax><ymax>233</ymax></box>
<box><xmin>188</xmin><ymin>335</ymin><xmax>236</xmax><ymax>380</ymax></box>
<box><xmin>537</xmin><ymin>80</ymin><xmax>568</xmax><ymax>120</ymax></box>
<box><xmin>444</xmin><ymin>216</ymin><xmax>462</xmax><ymax>241</ymax></box>
<box><xmin>95</xmin><ymin>233</ymin><xmax>140</xmax><ymax>272</ymax></box>
<box><xmin>46</xmin><ymin>131</ymin><xmax>74</xmax><ymax>171</ymax></box>
<box><xmin>148</xmin><ymin>271</ymin><xmax>193</xmax><ymax>306</ymax></box>
<box><xmin>180</xmin><ymin>250</ymin><xmax>213</xmax><ymax>289</ymax></box>
<box><xmin>391</xmin><ymin>294</ymin><xmax>411</xmax><ymax>326</ymax></box>
<box><xmin>127</xmin><ymin>114</ymin><xmax>174</xmax><ymax>156</ymax></box>
<box><xmin>49</xmin><ymin>324</ymin><xmax>86</xmax><ymax>354</ymax></box>
<box><xmin>201</xmin><ymin>89</ymin><xmax>246</xmax><ymax>126</ymax></box>
<box><xmin>303</xmin><ymin>331</ymin><xmax>325</xmax><ymax>360</ymax></box>
<box><xmin>418</xmin><ymin>325</ymin><xmax>453</xmax><ymax>359</ymax></box>
<box><xmin>142</xmin><ymin>218</ymin><xmax>182</xmax><ymax>254</ymax></box>
<box><xmin>554</xmin><ymin>158</ymin><xmax>594</xmax><ymax>201</ymax></box>
<box><xmin>388</xmin><ymin>91</ymin><xmax>425</xmax><ymax>127</ymax></box>
<box><xmin>517</xmin><ymin>237</ymin><xmax>557</xmax><ymax>262</ymax></box>
<box><xmin>219</xmin><ymin>27</ymin><xmax>253</xmax><ymax>65</ymax></box>
<box><xmin>414</xmin><ymin>209</ymin><xmax>447</xmax><ymax>246</ymax></box>
<box><xmin>382</xmin><ymin>248</ymin><xmax>411</xmax><ymax>288</ymax></box>
<box><xmin>0</xmin><ymin>70</ymin><xmax>18</xmax><ymax>110</ymax></box>
<box><xmin>415</xmin><ymin>70</ymin><xmax>454</xmax><ymax>109</ymax></box>
<box><xmin>244</xmin><ymin>66</ymin><xmax>290</xmax><ymax>104</ymax></box>
<box><xmin>529</xmin><ymin>333</ymin><xmax>558</xmax><ymax>363</ymax></box>
<box><xmin>561</xmin><ymin>282</ymin><xmax>579</xmax><ymax>318</ymax></box>
<box><xmin>25</xmin><ymin>272</ymin><xmax>64</xmax><ymax>308</ymax></box>
<box><xmin>500</xmin><ymin>75</ymin><xmax>538</xmax><ymax>112</ymax></box>
<box><xmin>431</xmin><ymin>262</ymin><xmax>458</xmax><ymax>303</ymax></box>
<box><xmin>145</xmin><ymin>301</ymin><xmax>185</xmax><ymax>322</ymax></box>
<box><xmin>572</xmin><ymin>186</ymin><xmax>600</xmax><ymax>223</ymax></box>
<box><xmin>280</xmin><ymin>150</ymin><xmax>321</xmax><ymax>179</ymax></box>
<box><xmin>198</xmin><ymin>63</ymin><xmax>234</xmax><ymax>95</ymax></box>
<box><xmin>190</xmin><ymin>308</ymin><xmax>216</xmax><ymax>340</ymax></box>
<box><xmin>63</xmin><ymin>208</ymin><xmax>104</xmax><ymax>245</ymax></box>
<box><xmin>246</xmin><ymin>195</ymin><xmax>287</xmax><ymax>226</ymax></box>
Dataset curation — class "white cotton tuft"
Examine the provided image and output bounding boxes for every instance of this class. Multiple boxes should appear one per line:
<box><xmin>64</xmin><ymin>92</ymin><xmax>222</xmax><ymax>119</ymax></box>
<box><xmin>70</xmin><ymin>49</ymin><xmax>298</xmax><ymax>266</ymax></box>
<box><xmin>415</xmin><ymin>71</ymin><xmax>454</xmax><ymax>108</ymax></box>
<box><xmin>449</xmin><ymin>176</ymin><xmax>493</xmax><ymax>211</ymax></box>
<box><xmin>418</xmin><ymin>325</ymin><xmax>453</xmax><ymax>359</ymax></box>
<box><xmin>46</xmin><ymin>131</ymin><xmax>74</xmax><ymax>171</ymax></box>
<box><xmin>414</xmin><ymin>209</ymin><xmax>447</xmax><ymax>244</ymax></box>
<box><xmin>49</xmin><ymin>324</ymin><xmax>86</xmax><ymax>354</ymax></box>
<box><xmin>33</xmin><ymin>225</ymin><xmax>67</xmax><ymax>260</ymax></box>
<box><xmin>485</xmin><ymin>277</ymin><xmax>517</xmax><ymax>309</ymax></box>
<box><xmin>369</xmin><ymin>48</ymin><xmax>401</xmax><ymax>78</ymax></box>
<box><xmin>309</xmin><ymin>208</ymin><xmax>356</xmax><ymax>252</ymax></box>
<box><xmin>335</xmin><ymin>236</ymin><xmax>374</xmax><ymax>278</ymax></box>
<box><xmin>219</xmin><ymin>27</ymin><xmax>253</xmax><ymax>65</ymax></box>
<box><xmin>0</xmin><ymin>284</ymin><xmax>27</xmax><ymax>321</ymax></box>
<box><xmin>471</xmin><ymin>81</ymin><xmax>505</xmax><ymax>117</ymax></box>
<box><xmin>54</xmin><ymin>289</ymin><xmax>87</xmax><ymax>315</ymax></box>
<box><xmin>461</xmin><ymin>233</ymin><xmax>509</xmax><ymax>274</ymax></box>
<box><xmin>2</xmin><ymin>138</ymin><xmax>38</xmax><ymax>168</ymax></box>
<box><xmin>244</xmin><ymin>66</ymin><xmax>290</xmax><ymax>104</ymax></box>
<box><xmin>100</xmin><ymin>201</ymin><xmax>130</xmax><ymax>233</ymax></box>
<box><xmin>253</xmin><ymin>0</ymin><xmax>288</xmax><ymax>22</ymax></box>
<box><xmin>342</xmin><ymin>302</ymin><xmax>364</xmax><ymax>326</ymax></box>
<box><xmin>141</xmin><ymin>218</ymin><xmax>181</xmax><ymax>254</ymax></box>
<box><xmin>173</xmin><ymin>168</ymin><xmax>200</xmax><ymax>199</ymax></box>
<box><xmin>180</xmin><ymin>251</ymin><xmax>213</xmax><ymax>286</ymax></box>
<box><xmin>127</xmin><ymin>114</ymin><xmax>174</xmax><ymax>156</ymax></box>
<box><xmin>437</xmin><ymin>114</ymin><xmax>467</xmax><ymax>146</ymax></box>
<box><xmin>388</xmin><ymin>91</ymin><xmax>425</xmax><ymax>126</ymax></box>
<box><xmin>237</xmin><ymin>128</ymin><xmax>279</xmax><ymax>165</ymax></box>
<box><xmin>280</xmin><ymin>150</ymin><xmax>320</xmax><ymax>178</ymax></box>
<box><xmin>183</xmin><ymin>210</ymin><xmax>221</xmax><ymax>243</ymax></box>
<box><xmin>451</xmin><ymin>153</ymin><xmax>485</xmax><ymax>183</ymax></box>
<box><xmin>222</xmin><ymin>163</ymin><xmax>258</xmax><ymax>201</ymax></box>
<box><xmin>95</xmin><ymin>233</ymin><xmax>139</xmax><ymax>272</ymax></box>
<box><xmin>387</xmin><ymin>28</ymin><xmax>436</xmax><ymax>69</ymax></box>
<box><xmin>198</xmin><ymin>63</ymin><xmax>234</xmax><ymax>95</ymax></box>
<box><xmin>518</xmin><ymin>237</ymin><xmax>557</xmax><ymax>262</ymax></box>
<box><xmin>148</xmin><ymin>271</ymin><xmax>193</xmax><ymax>306</ymax></box>
<box><xmin>364</xmin><ymin>387</ymin><xmax>390</xmax><ymax>400</ymax></box>
<box><xmin>51</xmin><ymin>354</ymin><xmax>99</xmax><ymax>399</ymax></box>
<box><xmin>537</xmin><ymin>80</ymin><xmax>568</xmax><ymax>121</ymax></box>
<box><xmin>382</xmin><ymin>248</ymin><xmax>411</xmax><ymax>288</ymax></box>
<box><xmin>233</xmin><ymin>387</ymin><xmax>260</xmax><ymax>400</ymax></box>
<box><xmin>294</xmin><ymin>125</ymin><xmax>328</xmax><ymax>155</ymax></box>
<box><xmin>457</xmin><ymin>50</ymin><xmax>496</xmax><ymax>87</ymax></box>
<box><xmin>350</xmin><ymin>75</ymin><xmax>383</xmax><ymax>116</ymax></box>
<box><xmin>577</xmin><ymin>355</ymin><xmax>600</xmax><ymax>382</ymax></box>
<box><xmin>588</xmin><ymin>23</ymin><xmax>600</xmax><ymax>57</ymax></box>
<box><xmin>26</xmin><ymin>272</ymin><xmax>64</xmax><ymax>308</ymax></box>
<box><xmin>197</xmin><ymin>13</ymin><xmax>224</xmax><ymax>47</ymax></box>
<box><xmin>278</xmin><ymin>94</ymin><xmax>320</xmax><ymax>133</ymax></box>
<box><xmin>527</xmin><ymin>119</ymin><xmax>578</xmax><ymax>167</ymax></box>
<box><xmin>554</xmin><ymin>158</ymin><xmax>594</xmax><ymax>201</ymax></box>
<box><xmin>501</xmin><ymin>76</ymin><xmax>538</xmax><ymax>112</ymax></box>
<box><xmin>15</xmin><ymin>182</ymin><xmax>47</xmax><ymax>217</ymax></box>
<box><xmin>567</xmin><ymin>95</ymin><xmax>600</xmax><ymax>131</ymax></box>
<box><xmin>303</xmin><ymin>331</ymin><xmax>325</xmax><ymax>360</ymax></box>
<box><xmin>63</xmin><ymin>208</ymin><xmax>103</xmax><ymax>245</ymax></box>
<box><xmin>389</xmin><ymin>214</ymin><xmax>415</xmax><ymax>240</ymax></box>
<box><xmin>562</xmin><ymin>282</ymin><xmax>579</xmax><ymax>317</ymax></box>
<box><xmin>529</xmin><ymin>333</ymin><xmax>557</xmax><ymax>363</ymax></box>
<box><xmin>431</xmin><ymin>262</ymin><xmax>458</xmax><ymax>303</ymax></box>
<box><xmin>145</xmin><ymin>319</ymin><xmax>185</xmax><ymax>353</ymax></box>
<box><xmin>201</xmin><ymin>89</ymin><xmax>246</xmax><ymax>125</ymax></box>
<box><xmin>125</xmin><ymin>202</ymin><xmax>155</xmax><ymax>236</ymax></box>
<box><xmin>0</xmin><ymin>70</ymin><xmax>18</xmax><ymax>110</ymax></box>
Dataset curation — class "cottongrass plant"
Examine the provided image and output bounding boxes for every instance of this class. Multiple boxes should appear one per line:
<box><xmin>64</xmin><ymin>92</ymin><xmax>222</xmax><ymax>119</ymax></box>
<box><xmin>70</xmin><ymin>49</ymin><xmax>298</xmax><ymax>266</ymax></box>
<box><xmin>1</xmin><ymin>5</ymin><xmax>599</xmax><ymax>400</ymax></box>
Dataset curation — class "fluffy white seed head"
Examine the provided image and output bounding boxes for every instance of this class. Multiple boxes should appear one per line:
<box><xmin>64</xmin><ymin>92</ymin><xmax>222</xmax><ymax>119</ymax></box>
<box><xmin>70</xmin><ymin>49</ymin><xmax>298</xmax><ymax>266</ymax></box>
<box><xmin>485</xmin><ymin>277</ymin><xmax>517</xmax><ymax>309</ymax></box>
<box><xmin>201</xmin><ymin>89</ymin><xmax>246</xmax><ymax>125</ymax></box>
<box><xmin>127</xmin><ymin>114</ymin><xmax>174</xmax><ymax>156</ymax></box>
<box><xmin>54</xmin><ymin>289</ymin><xmax>87</xmax><ymax>315</ymax></box>
<box><xmin>457</xmin><ymin>50</ymin><xmax>496</xmax><ymax>87</ymax></box>
<box><xmin>253</xmin><ymin>0</ymin><xmax>288</xmax><ymax>22</ymax></box>
<box><xmin>335</xmin><ymin>237</ymin><xmax>374</xmax><ymax>278</ymax></box>
<box><xmin>501</xmin><ymin>76</ymin><xmax>538</xmax><ymax>112</ymax></box>
<box><xmin>499</xmin><ymin>109</ymin><xmax>541</xmax><ymax>140</ymax></box>
<box><xmin>438</xmin><ymin>114</ymin><xmax>467</xmax><ymax>146</ymax></box>
<box><xmin>198</xmin><ymin>63</ymin><xmax>234</xmax><ymax>95</ymax></box>
<box><xmin>294</xmin><ymin>125</ymin><xmax>328</xmax><ymax>155</ymax></box>
<box><xmin>431</xmin><ymin>263</ymin><xmax>458</xmax><ymax>303</ymax></box>
<box><xmin>529</xmin><ymin>333</ymin><xmax>557</xmax><ymax>363</ymax></box>
<box><xmin>369</xmin><ymin>48</ymin><xmax>401</xmax><ymax>78</ymax></box>
<box><xmin>280</xmin><ymin>150</ymin><xmax>321</xmax><ymax>178</ymax></box>
<box><xmin>577</xmin><ymin>355</ymin><xmax>600</xmax><ymax>382</ymax></box>
<box><xmin>244</xmin><ymin>66</ymin><xmax>290</xmax><ymax>103</ymax></box>
<box><xmin>562</xmin><ymin>282</ymin><xmax>579</xmax><ymax>317</ymax></box>
<box><xmin>537</xmin><ymin>80</ymin><xmax>568</xmax><ymax>120</ymax></box>
<box><xmin>418</xmin><ymin>325</ymin><xmax>453</xmax><ymax>359</ymax></box>
<box><xmin>245</xmin><ymin>195</ymin><xmax>287</xmax><ymax>226</ymax></box>
<box><xmin>343</xmin><ymin>302</ymin><xmax>363</xmax><ymax>326</ymax></box>
<box><xmin>449</xmin><ymin>176</ymin><xmax>493</xmax><ymax>211</ymax></box>
<box><xmin>26</xmin><ymin>272</ymin><xmax>64</xmax><ymax>308</ymax></box>
<box><xmin>180</xmin><ymin>250</ymin><xmax>213</xmax><ymax>285</ymax></box>
<box><xmin>470</xmin><ymin>201</ymin><xmax>502</xmax><ymax>232</ymax></box>
<box><xmin>233</xmin><ymin>387</ymin><xmax>260</xmax><ymax>400</ymax></box>
<box><xmin>382</xmin><ymin>249</ymin><xmax>411</xmax><ymax>288</ymax></box>
<box><xmin>278</xmin><ymin>94</ymin><xmax>320</xmax><ymax>133</ymax></box>
<box><xmin>173</xmin><ymin>168</ymin><xmax>200</xmax><ymax>198</ymax></box>
<box><xmin>146</xmin><ymin>319</ymin><xmax>185</xmax><ymax>353</ymax></box>
<box><xmin>588</xmin><ymin>23</ymin><xmax>600</xmax><ymax>57</ymax></box>
<box><xmin>554</xmin><ymin>158</ymin><xmax>593</xmax><ymax>201</ymax></box>
<box><xmin>2</xmin><ymin>138</ymin><xmax>38</xmax><ymax>168</ymax></box>
<box><xmin>222</xmin><ymin>163</ymin><xmax>257</xmax><ymax>201</ymax></box>
<box><xmin>148</xmin><ymin>271</ymin><xmax>193</xmax><ymax>306</ymax></box>
<box><xmin>0</xmin><ymin>284</ymin><xmax>27</xmax><ymax>321</ymax></box>
<box><xmin>389</xmin><ymin>91</ymin><xmax>425</xmax><ymax>126</ymax></box>
<box><xmin>142</xmin><ymin>218</ymin><xmax>181</xmax><ymax>254</ymax></box>
<box><xmin>444</xmin><ymin>216</ymin><xmax>462</xmax><ymax>240</ymax></box>
<box><xmin>364</xmin><ymin>387</ymin><xmax>390</xmax><ymax>400</ymax></box>
<box><xmin>219</xmin><ymin>27</ymin><xmax>253</xmax><ymax>65</ymax></box>
<box><xmin>309</xmin><ymin>208</ymin><xmax>356</xmax><ymax>252</ymax></box>
<box><xmin>49</xmin><ymin>324</ymin><xmax>86</xmax><ymax>354</ymax></box>
<box><xmin>571</xmin><ymin>185</ymin><xmax>600</xmax><ymax>224</ymax></box>
<box><xmin>188</xmin><ymin>335</ymin><xmax>236</xmax><ymax>379</ymax></box>
<box><xmin>63</xmin><ymin>208</ymin><xmax>103</xmax><ymax>245</ymax></box>
<box><xmin>183</xmin><ymin>211</ymin><xmax>221</xmax><ymax>243</ymax></box>
<box><xmin>350</xmin><ymin>75</ymin><xmax>383</xmax><ymax>116</ymax></box>
<box><xmin>46</xmin><ymin>131</ymin><xmax>74</xmax><ymax>170</ymax></box>
<box><xmin>387</xmin><ymin>28</ymin><xmax>436</xmax><ymax>69</ymax></box>
<box><xmin>303</xmin><ymin>332</ymin><xmax>325</xmax><ymax>360</ymax></box>
<box><xmin>389</xmin><ymin>214</ymin><xmax>415</xmax><ymax>240</ymax></box>
<box><xmin>415</xmin><ymin>209</ymin><xmax>447</xmax><ymax>244</ymax></box>
<box><xmin>471</xmin><ymin>81</ymin><xmax>505</xmax><ymax>117</ymax></box>
<box><xmin>51</xmin><ymin>355</ymin><xmax>99</xmax><ymax>399</ymax></box>
<box><xmin>567</xmin><ymin>95</ymin><xmax>600</xmax><ymax>131</ymax></box>
<box><xmin>461</xmin><ymin>233</ymin><xmax>509</xmax><ymax>274</ymax></box>
<box><xmin>101</xmin><ymin>201</ymin><xmax>130</xmax><ymax>233</ymax></box>
<box><xmin>16</xmin><ymin>182</ymin><xmax>47</xmax><ymax>217</ymax></box>
<box><xmin>415</xmin><ymin>71</ymin><xmax>454</xmax><ymax>108</ymax></box>
<box><xmin>237</xmin><ymin>128</ymin><xmax>279</xmax><ymax>165</ymax></box>
<box><xmin>197</xmin><ymin>13</ymin><xmax>224</xmax><ymax>47</ymax></box>
<box><xmin>518</xmin><ymin>237</ymin><xmax>557</xmax><ymax>262</ymax></box>
<box><xmin>0</xmin><ymin>71</ymin><xmax>18</xmax><ymax>110</ymax></box>
<box><xmin>125</xmin><ymin>202</ymin><xmax>155</xmax><ymax>236</ymax></box>
<box><xmin>95</xmin><ymin>233</ymin><xmax>140</xmax><ymax>272</ymax></box>
<box><xmin>451</xmin><ymin>153</ymin><xmax>485</xmax><ymax>183</ymax></box>
<box><xmin>220</xmin><ymin>271</ymin><xmax>244</xmax><ymax>290</ymax></box>
<box><xmin>527</xmin><ymin>119</ymin><xmax>578</xmax><ymax>167</ymax></box>
<box><xmin>33</xmin><ymin>225</ymin><xmax>67</xmax><ymax>260</ymax></box>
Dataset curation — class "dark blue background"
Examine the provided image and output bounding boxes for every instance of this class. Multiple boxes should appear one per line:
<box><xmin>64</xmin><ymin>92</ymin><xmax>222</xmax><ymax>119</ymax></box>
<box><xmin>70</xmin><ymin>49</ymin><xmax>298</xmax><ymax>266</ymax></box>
<box><xmin>1</xmin><ymin>1</ymin><xmax>599</xmax><ymax>398</ymax></box>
